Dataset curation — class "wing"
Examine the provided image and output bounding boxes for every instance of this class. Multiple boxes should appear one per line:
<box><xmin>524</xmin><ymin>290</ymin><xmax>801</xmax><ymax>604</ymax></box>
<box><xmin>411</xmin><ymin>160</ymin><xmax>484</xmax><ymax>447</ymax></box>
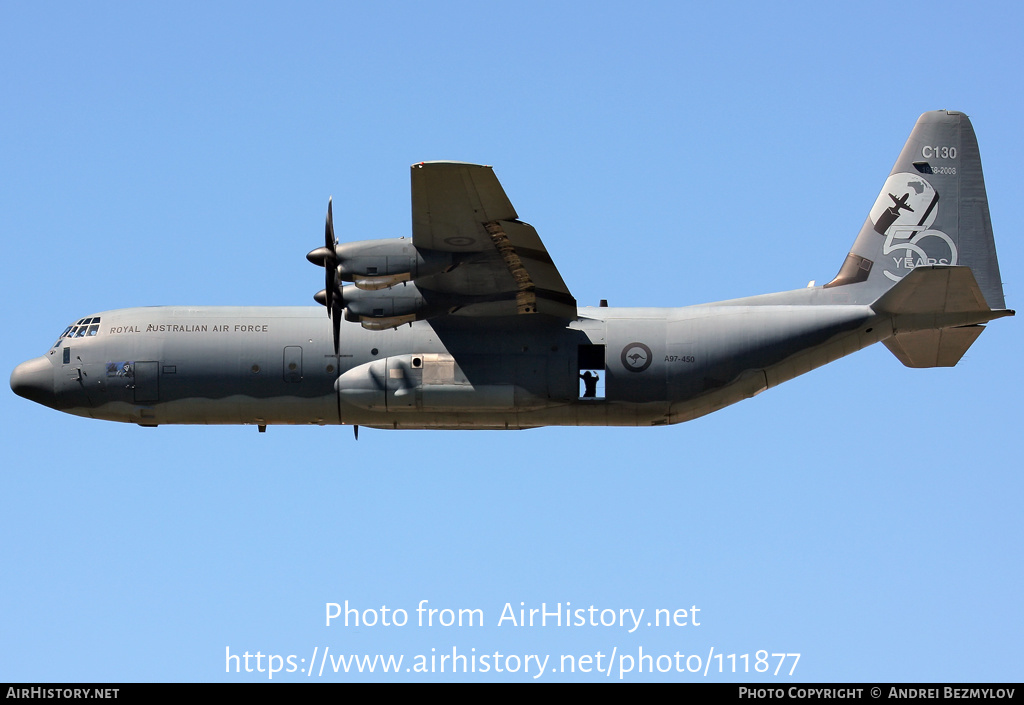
<box><xmin>409</xmin><ymin>161</ymin><xmax>577</xmax><ymax>320</ymax></box>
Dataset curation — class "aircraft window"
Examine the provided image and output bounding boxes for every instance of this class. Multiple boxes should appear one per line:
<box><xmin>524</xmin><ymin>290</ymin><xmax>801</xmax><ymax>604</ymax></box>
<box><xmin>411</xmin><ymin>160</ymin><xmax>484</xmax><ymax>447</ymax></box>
<box><xmin>53</xmin><ymin>318</ymin><xmax>102</xmax><ymax>347</ymax></box>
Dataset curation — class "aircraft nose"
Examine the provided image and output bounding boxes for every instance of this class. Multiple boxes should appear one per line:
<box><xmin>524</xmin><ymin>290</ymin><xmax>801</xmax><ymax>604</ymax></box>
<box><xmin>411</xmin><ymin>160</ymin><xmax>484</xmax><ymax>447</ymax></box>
<box><xmin>10</xmin><ymin>356</ymin><xmax>55</xmax><ymax>406</ymax></box>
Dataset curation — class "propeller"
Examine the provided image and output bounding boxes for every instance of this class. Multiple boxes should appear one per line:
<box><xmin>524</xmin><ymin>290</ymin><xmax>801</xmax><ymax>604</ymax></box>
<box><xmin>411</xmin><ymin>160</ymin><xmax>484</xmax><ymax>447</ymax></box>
<box><xmin>307</xmin><ymin>197</ymin><xmax>346</xmax><ymax>428</ymax></box>
<box><xmin>307</xmin><ymin>197</ymin><xmax>344</xmax><ymax>356</ymax></box>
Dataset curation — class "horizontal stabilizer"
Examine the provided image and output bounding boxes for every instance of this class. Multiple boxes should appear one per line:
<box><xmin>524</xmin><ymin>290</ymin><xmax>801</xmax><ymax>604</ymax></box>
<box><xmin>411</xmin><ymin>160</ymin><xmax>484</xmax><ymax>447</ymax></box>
<box><xmin>873</xmin><ymin>266</ymin><xmax>989</xmax><ymax>315</ymax></box>
<box><xmin>872</xmin><ymin>266</ymin><xmax>1013</xmax><ymax>368</ymax></box>
<box><xmin>882</xmin><ymin>325</ymin><xmax>985</xmax><ymax>368</ymax></box>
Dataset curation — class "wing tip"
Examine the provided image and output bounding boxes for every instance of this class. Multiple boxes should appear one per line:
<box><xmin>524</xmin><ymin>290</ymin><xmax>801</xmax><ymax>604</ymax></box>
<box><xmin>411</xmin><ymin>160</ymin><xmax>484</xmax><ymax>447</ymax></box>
<box><xmin>411</xmin><ymin>160</ymin><xmax>491</xmax><ymax>169</ymax></box>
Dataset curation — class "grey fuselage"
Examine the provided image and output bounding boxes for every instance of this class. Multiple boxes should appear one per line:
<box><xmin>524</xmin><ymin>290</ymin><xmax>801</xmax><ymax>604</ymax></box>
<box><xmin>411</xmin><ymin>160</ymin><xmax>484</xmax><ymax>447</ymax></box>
<box><xmin>13</xmin><ymin>289</ymin><xmax>890</xmax><ymax>430</ymax></box>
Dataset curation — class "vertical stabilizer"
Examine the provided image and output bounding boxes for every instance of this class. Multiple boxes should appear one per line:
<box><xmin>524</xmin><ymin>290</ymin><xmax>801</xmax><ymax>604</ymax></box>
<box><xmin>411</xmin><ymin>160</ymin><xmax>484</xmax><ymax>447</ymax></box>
<box><xmin>826</xmin><ymin>111</ymin><xmax>1006</xmax><ymax>310</ymax></box>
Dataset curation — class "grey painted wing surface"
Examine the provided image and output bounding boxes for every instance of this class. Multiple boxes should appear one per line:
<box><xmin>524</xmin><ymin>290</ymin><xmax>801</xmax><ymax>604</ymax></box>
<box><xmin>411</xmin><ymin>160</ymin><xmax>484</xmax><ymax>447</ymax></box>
<box><xmin>410</xmin><ymin>162</ymin><xmax>577</xmax><ymax>319</ymax></box>
<box><xmin>411</xmin><ymin>161</ymin><xmax>518</xmax><ymax>252</ymax></box>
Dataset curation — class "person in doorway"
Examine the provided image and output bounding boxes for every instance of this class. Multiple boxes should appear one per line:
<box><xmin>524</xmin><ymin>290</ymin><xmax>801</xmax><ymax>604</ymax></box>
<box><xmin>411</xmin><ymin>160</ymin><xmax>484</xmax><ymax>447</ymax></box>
<box><xmin>579</xmin><ymin>370</ymin><xmax>598</xmax><ymax>398</ymax></box>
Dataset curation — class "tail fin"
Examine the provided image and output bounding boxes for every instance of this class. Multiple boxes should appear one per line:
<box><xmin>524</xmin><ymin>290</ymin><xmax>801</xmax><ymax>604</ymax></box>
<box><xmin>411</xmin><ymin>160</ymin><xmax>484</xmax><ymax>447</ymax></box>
<box><xmin>825</xmin><ymin>110</ymin><xmax>1007</xmax><ymax>310</ymax></box>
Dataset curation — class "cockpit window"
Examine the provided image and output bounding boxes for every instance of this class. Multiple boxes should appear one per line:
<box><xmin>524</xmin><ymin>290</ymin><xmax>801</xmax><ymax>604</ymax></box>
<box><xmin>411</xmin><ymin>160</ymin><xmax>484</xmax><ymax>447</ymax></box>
<box><xmin>52</xmin><ymin>317</ymin><xmax>101</xmax><ymax>349</ymax></box>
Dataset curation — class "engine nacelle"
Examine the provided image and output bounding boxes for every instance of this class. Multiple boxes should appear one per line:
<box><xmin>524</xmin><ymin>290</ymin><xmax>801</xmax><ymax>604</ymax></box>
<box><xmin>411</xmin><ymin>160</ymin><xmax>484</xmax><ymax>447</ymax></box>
<box><xmin>341</xmin><ymin>283</ymin><xmax>453</xmax><ymax>330</ymax></box>
<box><xmin>334</xmin><ymin>239</ymin><xmax>453</xmax><ymax>290</ymax></box>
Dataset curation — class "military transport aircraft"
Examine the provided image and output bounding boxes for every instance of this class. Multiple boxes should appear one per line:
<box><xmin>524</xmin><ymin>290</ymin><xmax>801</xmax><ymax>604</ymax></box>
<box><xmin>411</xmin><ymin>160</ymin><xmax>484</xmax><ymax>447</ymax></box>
<box><xmin>10</xmin><ymin>111</ymin><xmax>1013</xmax><ymax>433</ymax></box>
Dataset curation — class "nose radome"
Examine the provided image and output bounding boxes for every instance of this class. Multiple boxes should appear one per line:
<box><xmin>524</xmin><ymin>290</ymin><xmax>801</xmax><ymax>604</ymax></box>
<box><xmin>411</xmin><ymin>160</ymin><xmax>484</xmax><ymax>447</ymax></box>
<box><xmin>10</xmin><ymin>356</ymin><xmax>55</xmax><ymax>406</ymax></box>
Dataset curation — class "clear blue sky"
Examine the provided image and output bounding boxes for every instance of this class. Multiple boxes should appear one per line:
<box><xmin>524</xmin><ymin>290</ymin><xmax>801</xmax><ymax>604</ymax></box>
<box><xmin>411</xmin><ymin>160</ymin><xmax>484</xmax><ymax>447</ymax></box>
<box><xmin>2</xmin><ymin>1</ymin><xmax>1021</xmax><ymax>682</ymax></box>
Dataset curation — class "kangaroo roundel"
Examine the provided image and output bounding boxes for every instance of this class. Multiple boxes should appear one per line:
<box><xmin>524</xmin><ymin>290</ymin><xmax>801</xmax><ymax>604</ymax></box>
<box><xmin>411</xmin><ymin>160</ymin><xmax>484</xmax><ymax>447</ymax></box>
<box><xmin>621</xmin><ymin>343</ymin><xmax>653</xmax><ymax>373</ymax></box>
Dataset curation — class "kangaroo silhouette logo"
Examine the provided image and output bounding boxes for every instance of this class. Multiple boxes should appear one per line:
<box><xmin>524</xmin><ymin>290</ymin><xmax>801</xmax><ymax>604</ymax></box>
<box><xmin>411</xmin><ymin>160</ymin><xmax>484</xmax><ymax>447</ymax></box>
<box><xmin>621</xmin><ymin>342</ymin><xmax>653</xmax><ymax>372</ymax></box>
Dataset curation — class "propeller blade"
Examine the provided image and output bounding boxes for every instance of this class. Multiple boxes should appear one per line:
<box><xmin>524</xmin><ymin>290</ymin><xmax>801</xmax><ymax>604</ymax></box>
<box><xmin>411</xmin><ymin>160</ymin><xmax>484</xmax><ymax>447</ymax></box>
<box><xmin>326</xmin><ymin>196</ymin><xmax>335</xmax><ymax>247</ymax></box>
<box><xmin>331</xmin><ymin>300</ymin><xmax>342</xmax><ymax>356</ymax></box>
<box><xmin>324</xmin><ymin>197</ymin><xmax>344</xmax><ymax>356</ymax></box>
<box><xmin>324</xmin><ymin>197</ymin><xmax>337</xmax><ymax>315</ymax></box>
